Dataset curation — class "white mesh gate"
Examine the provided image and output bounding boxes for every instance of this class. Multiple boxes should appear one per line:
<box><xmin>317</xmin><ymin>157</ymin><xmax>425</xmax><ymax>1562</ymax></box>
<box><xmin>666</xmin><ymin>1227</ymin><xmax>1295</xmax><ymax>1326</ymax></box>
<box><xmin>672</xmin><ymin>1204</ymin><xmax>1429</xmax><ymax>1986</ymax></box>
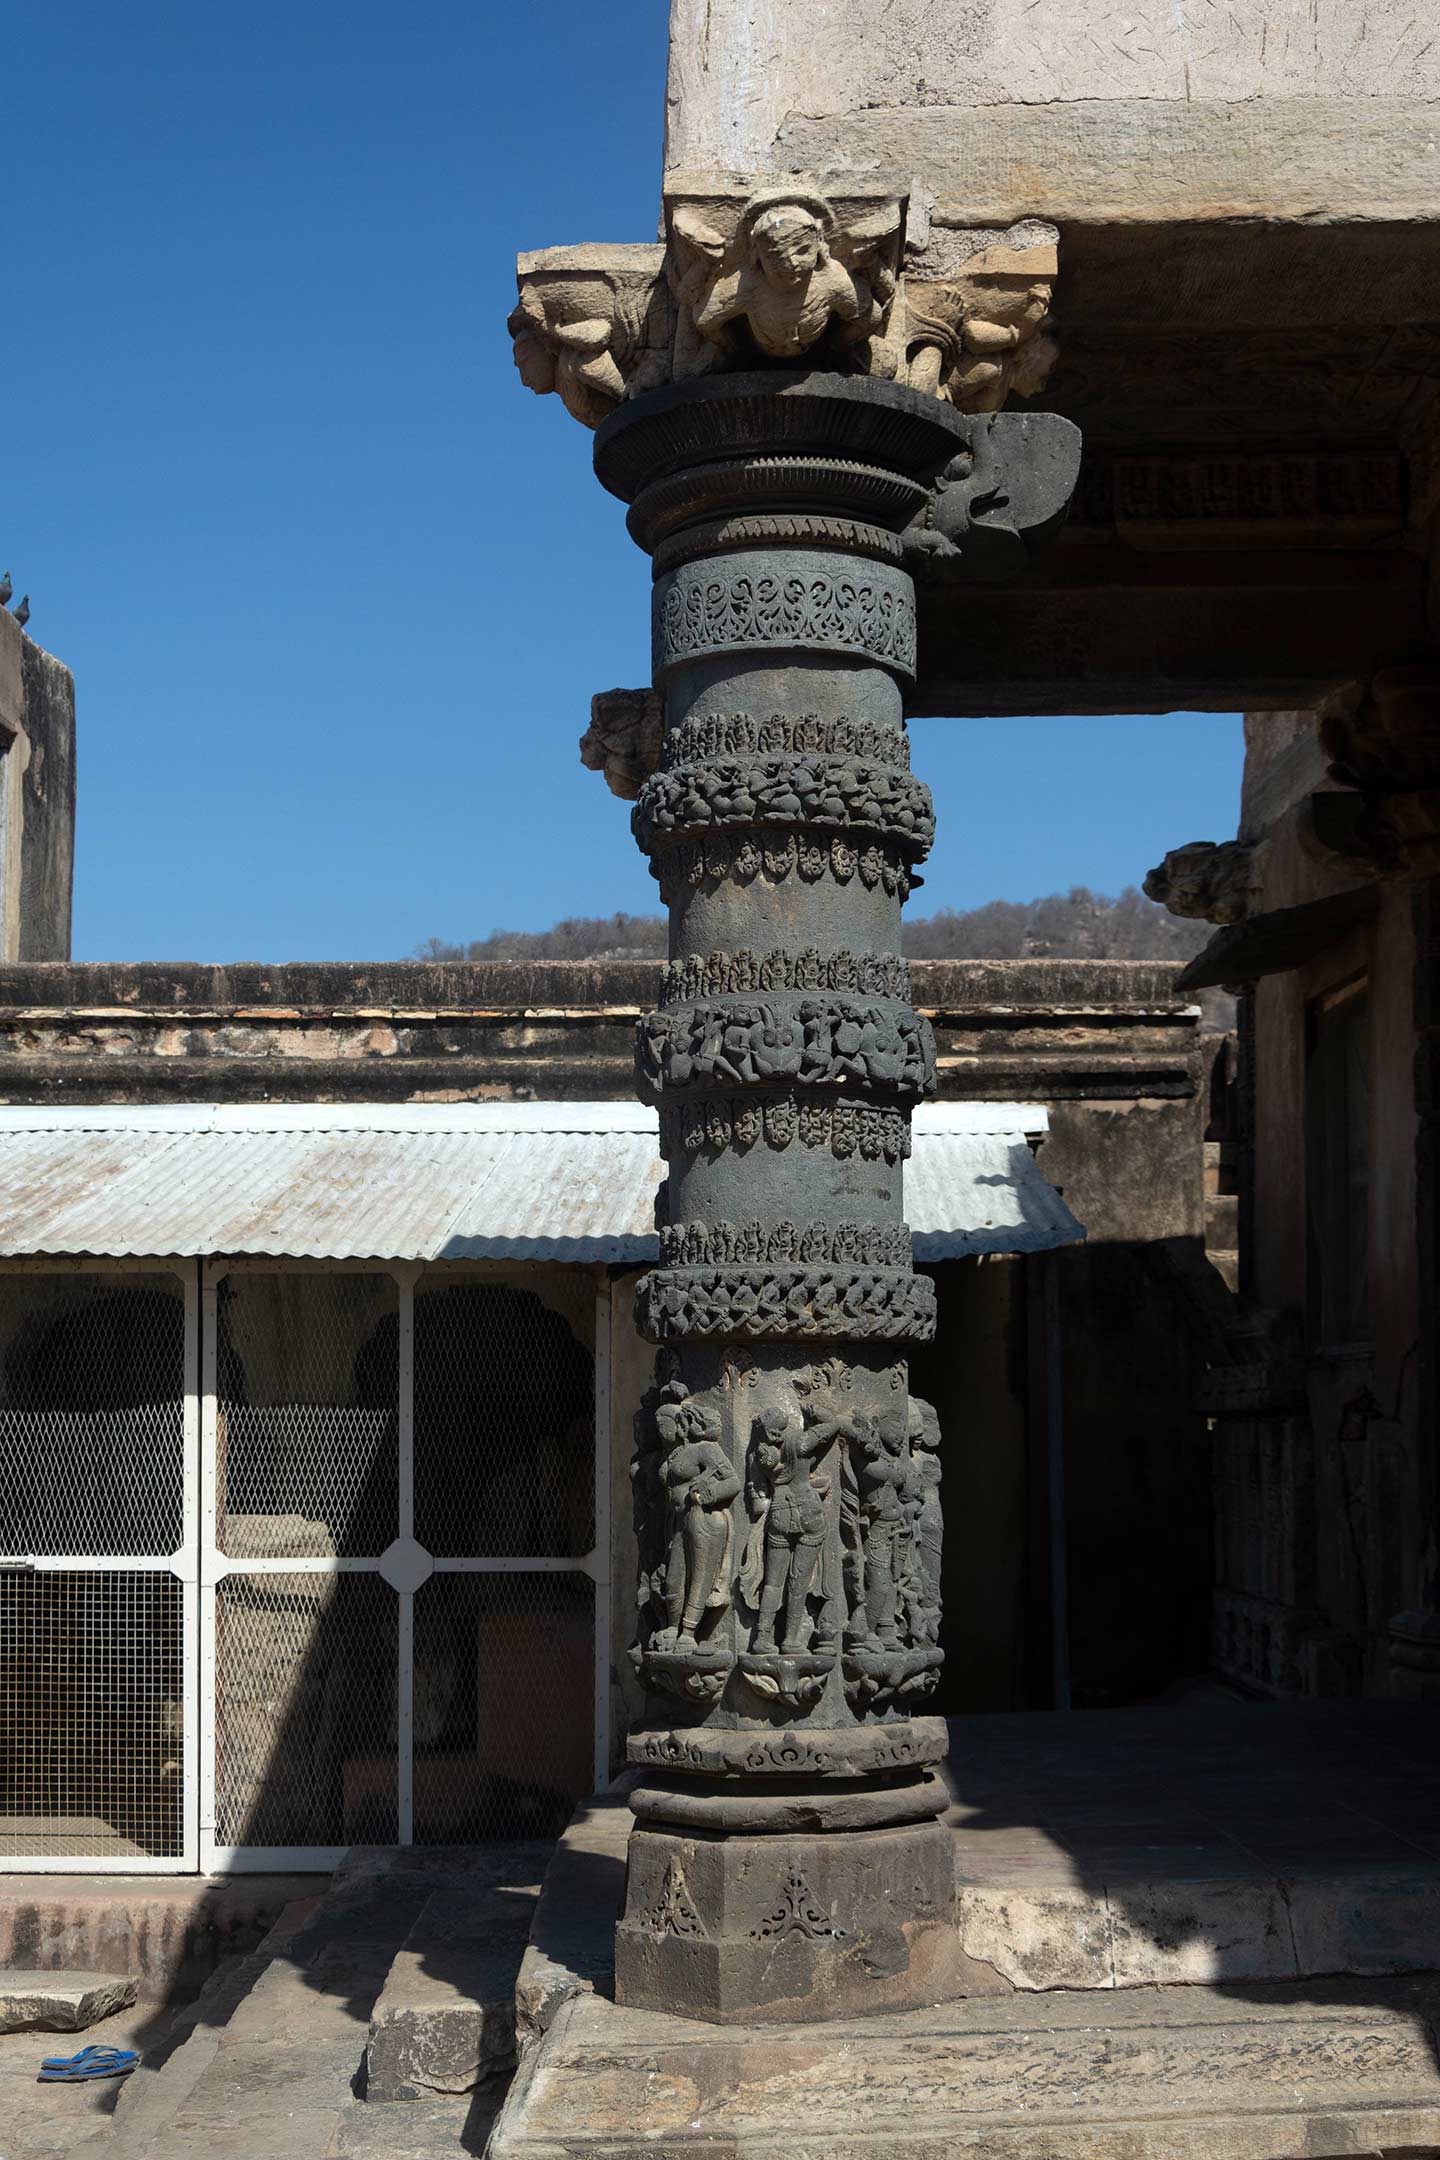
<box><xmin>0</xmin><ymin>1263</ymin><xmax>200</xmax><ymax>1872</ymax></box>
<box><xmin>201</xmin><ymin>1261</ymin><xmax>610</xmax><ymax>1870</ymax></box>
<box><xmin>0</xmin><ymin>1258</ymin><xmax>610</xmax><ymax>1872</ymax></box>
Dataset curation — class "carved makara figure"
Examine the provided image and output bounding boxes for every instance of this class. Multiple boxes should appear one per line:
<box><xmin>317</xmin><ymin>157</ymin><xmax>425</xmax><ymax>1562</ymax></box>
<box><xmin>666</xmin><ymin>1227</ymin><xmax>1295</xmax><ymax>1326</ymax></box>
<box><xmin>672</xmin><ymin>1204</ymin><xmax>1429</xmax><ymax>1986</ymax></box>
<box><xmin>668</xmin><ymin>185</ymin><xmax>904</xmax><ymax>376</ymax></box>
<box><xmin>742</xmin><ymin>1398</ymin><xmax>854</xmax><ymax>1656</ymax></box>
<box><xmin>653</xmin><ymin>1382</ymin><xmax>742</xmax><ymax>1652</ymax></box>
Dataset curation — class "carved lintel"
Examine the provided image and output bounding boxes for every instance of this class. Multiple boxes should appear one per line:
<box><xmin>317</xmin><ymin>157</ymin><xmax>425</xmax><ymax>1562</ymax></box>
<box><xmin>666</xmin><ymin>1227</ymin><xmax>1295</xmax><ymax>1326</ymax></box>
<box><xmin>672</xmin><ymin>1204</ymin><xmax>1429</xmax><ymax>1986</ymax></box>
<box><xmin>579</xmin><ymin>687</ymin><xmax>664</xmax><ymax>802</ymax></box>
<box><xmin>1144</xmin><ymin>838</ymin><xmax>1261</xmax><ymax>925</ymax></box>
<box><xmin>510</xmin><ymin>244</ymin><xmax>670</xmax><ymax>429</ymax></box>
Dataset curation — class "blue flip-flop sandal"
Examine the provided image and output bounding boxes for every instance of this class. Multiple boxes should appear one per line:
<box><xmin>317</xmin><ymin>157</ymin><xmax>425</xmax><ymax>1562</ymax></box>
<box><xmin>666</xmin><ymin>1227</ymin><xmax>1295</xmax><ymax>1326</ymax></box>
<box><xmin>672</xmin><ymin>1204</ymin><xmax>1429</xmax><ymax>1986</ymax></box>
<box><xmin>37</xmin><ymin>2045</ymin><xmax>139</xmax><ymax>2082</ymax></box>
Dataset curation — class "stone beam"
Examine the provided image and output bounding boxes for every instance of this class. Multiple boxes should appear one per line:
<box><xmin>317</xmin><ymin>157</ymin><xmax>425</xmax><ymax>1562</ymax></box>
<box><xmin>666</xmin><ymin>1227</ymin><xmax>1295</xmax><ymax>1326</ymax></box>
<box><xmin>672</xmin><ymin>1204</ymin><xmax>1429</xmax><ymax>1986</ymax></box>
<box><xmin>909</xmin><ymin>545</ymin><xmax>1429</xmax><ymax>717</ymax></box>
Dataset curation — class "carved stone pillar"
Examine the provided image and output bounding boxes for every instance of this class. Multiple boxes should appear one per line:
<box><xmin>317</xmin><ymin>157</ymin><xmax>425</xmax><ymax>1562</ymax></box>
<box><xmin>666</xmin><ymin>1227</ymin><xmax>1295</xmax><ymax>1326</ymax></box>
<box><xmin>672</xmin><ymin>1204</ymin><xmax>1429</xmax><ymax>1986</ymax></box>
<box><xmin>510</xmin><ymin>172</ymin><xmax>1077</xmax><ymax>2025</ymax></box>
<box><xmin>592</xmin><ymin>373</ymin><xmax>969</xmax><ymax>2023</ymax></box>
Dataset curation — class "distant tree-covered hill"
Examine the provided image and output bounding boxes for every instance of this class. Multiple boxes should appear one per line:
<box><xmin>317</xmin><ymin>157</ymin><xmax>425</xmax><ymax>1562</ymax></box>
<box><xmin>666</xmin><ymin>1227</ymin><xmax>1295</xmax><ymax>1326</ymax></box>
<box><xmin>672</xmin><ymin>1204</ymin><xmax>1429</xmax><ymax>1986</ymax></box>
<box><xmin>415</xmin><ymin>888</ymin><xmax>1210</xmax><ymax>967</ymax></box>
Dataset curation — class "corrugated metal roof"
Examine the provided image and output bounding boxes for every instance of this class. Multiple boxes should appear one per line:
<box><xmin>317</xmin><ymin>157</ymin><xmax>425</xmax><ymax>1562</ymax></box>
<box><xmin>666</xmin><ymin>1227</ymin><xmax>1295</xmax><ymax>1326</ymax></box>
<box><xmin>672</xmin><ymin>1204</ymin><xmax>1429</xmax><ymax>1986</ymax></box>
<box><xmin>0</xmin><ymin>1102</ymin><xmax>1082</xmax><ymax>1263</ymax></box>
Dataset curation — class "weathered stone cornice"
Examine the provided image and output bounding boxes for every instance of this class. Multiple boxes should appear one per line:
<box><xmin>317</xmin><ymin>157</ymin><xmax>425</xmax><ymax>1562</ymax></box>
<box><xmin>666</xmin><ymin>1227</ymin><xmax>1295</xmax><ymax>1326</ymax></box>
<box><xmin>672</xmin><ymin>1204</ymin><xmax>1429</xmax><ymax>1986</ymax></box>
<box><xmin>511</xmin><ymin>178</ymin><xmax>1058</xmax><ymax>429</ymax></box>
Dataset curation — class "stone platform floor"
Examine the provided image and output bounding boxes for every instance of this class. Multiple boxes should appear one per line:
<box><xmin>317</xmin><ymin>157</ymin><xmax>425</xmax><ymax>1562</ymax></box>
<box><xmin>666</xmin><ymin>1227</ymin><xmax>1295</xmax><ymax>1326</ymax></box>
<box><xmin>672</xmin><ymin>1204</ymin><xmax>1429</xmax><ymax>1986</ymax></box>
<box><xmin>0</xmin><ymin>2003</ymin><xmax>175</xmax><ymax>2160</ymax></box>
<box><xmin>496</xmin><ymin>1973</ymin><xmax>1440</xmax><ymax>2160</ymax></box>
<box><xmin>942</xmin><ymin>1697</ymin><xmax>1440</xmax><ymax>1991</ymax></box>
<box><xmin>493</xmin><ymin>1697</ymin><xmax>1440</xmax><ymax>2160</ymax></box>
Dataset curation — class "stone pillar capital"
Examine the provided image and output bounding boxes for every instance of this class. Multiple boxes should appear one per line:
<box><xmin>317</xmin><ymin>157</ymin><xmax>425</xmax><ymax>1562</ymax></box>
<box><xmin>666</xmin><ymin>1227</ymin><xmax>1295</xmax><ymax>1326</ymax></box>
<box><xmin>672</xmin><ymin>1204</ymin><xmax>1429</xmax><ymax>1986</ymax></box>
<box><xmin>510</xmin><ymin>181</ymin><xmax>1061</xmax><ymax>433</ymax></box>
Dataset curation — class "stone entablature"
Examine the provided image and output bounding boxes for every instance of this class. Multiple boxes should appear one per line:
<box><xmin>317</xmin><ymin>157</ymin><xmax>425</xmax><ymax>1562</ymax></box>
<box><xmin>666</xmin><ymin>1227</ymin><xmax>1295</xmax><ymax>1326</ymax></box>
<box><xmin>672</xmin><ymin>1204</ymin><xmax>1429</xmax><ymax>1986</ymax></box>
<box><xmin>511</xmin><ymin>178</ymin><xmax>1057</xmax><ymax>428</ymax></box>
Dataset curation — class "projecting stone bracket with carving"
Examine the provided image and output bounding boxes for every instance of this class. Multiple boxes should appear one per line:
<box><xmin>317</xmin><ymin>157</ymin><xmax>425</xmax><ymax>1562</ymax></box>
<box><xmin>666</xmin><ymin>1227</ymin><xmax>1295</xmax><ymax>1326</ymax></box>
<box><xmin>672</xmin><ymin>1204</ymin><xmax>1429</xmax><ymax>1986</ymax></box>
<box><xmin>1309</xmin><ymin>663</ymin><xmax>1440</xmax><ymax>879</ymax></box>
<box><xmin>513</xmin><ymin>179</ymin><xmax>1059</xmax><ymax>429</ymax></box>
<box><xmin>1144</xmin><ymin>838</ymin><xmax>1261</xmax><ymax>925</ymax></box>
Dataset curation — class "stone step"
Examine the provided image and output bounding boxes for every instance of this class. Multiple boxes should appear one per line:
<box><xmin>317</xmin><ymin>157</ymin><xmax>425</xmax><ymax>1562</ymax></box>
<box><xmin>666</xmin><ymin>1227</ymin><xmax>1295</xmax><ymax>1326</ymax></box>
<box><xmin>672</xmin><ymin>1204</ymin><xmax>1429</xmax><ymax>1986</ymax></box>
<box><xmin>98</xmin><ymin>1845</ymin><xmax>549</xmax><ymax>2160</ymax></box>
<box><xmin>363</xmin><ymin>1853</ymin><xmax>547</xmax><ymax>2102</ymax></box>
<box><xmin>106</xmin><ymin>1897</ymin><xmax>317</xmax><ymax>2154</ymax></box>
<box><xmin>492</xmin><ymin>1972</ymin><xmax>1440</xmax><ymax>2160</ymax></box>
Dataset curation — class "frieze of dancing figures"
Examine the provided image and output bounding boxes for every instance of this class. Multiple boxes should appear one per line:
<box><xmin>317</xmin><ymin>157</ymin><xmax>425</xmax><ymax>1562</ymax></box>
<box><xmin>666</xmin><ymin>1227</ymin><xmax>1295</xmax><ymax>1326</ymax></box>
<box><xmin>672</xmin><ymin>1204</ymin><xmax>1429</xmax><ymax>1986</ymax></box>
<box><xmin>654</xmin><ymin>829</ymin><xmax>915</xmax><ymax>899</ymax></box>
<box><xmin>633</xmin><ymin>750</ymin><xmax>934</xmax><ymax>858</ymax></box>
<box><xmin>660</xmin><ymin>948</ymin><xmax>912</xmax><ymax>1005</ymax></box>
<box><xmin>636</xmin><ymin>998</ymin><xmax>936</xmax><ymax>1100</ymax></box>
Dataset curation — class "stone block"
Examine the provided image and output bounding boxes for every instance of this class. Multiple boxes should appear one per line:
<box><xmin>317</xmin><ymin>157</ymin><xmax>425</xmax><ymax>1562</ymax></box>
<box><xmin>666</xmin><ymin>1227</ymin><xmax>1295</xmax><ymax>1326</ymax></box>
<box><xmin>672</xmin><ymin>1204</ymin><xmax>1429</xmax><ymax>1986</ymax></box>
<box><xmin>1285</xmin><ymin>1868</ymin><xmax>1440</xmax><ymax>1978</ymax></box>
<box><xmin>365</xmin><ymin>1887</ymin><xmax>531</xmax><ymax>2100</ymax></box>
<box><xmin>1107</xmin><ymin>1877</ymin><xmax>1296</xmax><ymax>1985</ymax></box>
<box><xmin>614</xmin><ymin>1818</ymin><xmax>964</xmax><ymax>2023</ymax></box>
<box><xmin>0</xmin><ymin>1967</ymin><xmax>137</xmax><ymax>2032</ymax></box>
<box><xmin>955</xmin><ymin>1883</ymin><xmax>1112</xmax><ymax>1991</ymax></box>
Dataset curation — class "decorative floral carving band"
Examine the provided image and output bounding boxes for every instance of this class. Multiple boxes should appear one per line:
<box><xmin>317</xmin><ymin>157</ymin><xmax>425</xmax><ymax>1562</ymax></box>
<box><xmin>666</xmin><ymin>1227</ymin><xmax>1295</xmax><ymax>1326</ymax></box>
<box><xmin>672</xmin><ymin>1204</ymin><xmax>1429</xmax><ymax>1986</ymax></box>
<box><xmin>626</xmin><ymin>1718</ymin><xmax>948</xmax><ymax>1778</ymax></box>
<box><xmin>636</xmin><ymin>998</ymin><xmax>936</xmax><ymax>1099</ymax></box>
<box><xmin>660</xmin><ymin>948</ymin><xmax>911</xmax><ymax>1005</ymax></box>
<box><xmin>654</xmin><ymin>830</ymin><xmax>912</xmax><ymax>899</ymax></box>
<box><xmin>663</xmin><ymin>711</ymin><xmax>910</xmax><ymax>771</ymax></box>
<box><xmin>660</xmin><ymin>1092</ymin><xmax>912</xmax><ymax>1166</ymax></box>
<box><xmin>634</xmin><ymin>753</ymin><xmax>934</xmax><ymax>860</ymax></box>
<box><xmin>635</xmin><ymin>1265</ymin><xmax>937</xmax><ymax>1343</ymax></box>
<box><xmin>652</xmin><ymin>557</ymin><xmax>917</xmax><ymax>681</ymax></box>
<box><xmin>659</xmin><ymin>1220</ymin><xmax>913</xmax><ymax>1269</ymax></box>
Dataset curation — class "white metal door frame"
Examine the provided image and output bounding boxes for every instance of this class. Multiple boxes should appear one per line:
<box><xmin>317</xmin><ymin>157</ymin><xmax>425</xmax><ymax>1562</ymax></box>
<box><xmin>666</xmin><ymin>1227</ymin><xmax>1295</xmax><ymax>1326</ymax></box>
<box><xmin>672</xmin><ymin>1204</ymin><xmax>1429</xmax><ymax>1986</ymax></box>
<box><xmin>200</xmin><ymin>1256</ymin><xmax>612</xmax><ymax>1873</ymax></box>
<box><xmin>0</xmin><ymin>1255</ymin><xmax>201</xmax><ymax>1875</ymax></box>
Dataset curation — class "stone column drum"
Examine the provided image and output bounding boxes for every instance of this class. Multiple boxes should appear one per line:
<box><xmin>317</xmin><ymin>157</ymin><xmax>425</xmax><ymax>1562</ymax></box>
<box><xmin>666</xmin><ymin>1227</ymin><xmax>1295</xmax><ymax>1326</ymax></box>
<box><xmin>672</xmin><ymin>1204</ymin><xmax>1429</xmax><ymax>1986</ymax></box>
<box><xmin>595</xmin><ymin>372</ymin><xmax>975</xmax><ymax>2023</ymax></box>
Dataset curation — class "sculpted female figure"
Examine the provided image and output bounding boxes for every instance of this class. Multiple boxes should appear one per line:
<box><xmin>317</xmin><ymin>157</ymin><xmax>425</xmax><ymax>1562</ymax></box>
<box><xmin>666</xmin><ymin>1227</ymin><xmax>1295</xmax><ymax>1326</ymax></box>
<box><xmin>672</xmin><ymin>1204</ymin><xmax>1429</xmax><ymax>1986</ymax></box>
<box><xmin>744</xmin><ymin>1397</ymin><xmax>857</xmax><ymax>1657</ymax></box>
<box><xmin>654</xmin><ymin>1385</ymin><xmax>742</xmax><ymax>1654</ymax></box>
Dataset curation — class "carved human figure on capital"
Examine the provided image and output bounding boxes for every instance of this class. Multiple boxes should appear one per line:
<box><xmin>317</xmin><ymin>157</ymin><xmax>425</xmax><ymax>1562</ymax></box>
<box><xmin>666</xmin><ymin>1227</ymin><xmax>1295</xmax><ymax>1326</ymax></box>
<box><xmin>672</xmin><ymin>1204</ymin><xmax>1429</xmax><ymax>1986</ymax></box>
<box><xmin>669</xmin><ymin>188</ymin><xmax>902</xmax><ymax>374</ymax></box>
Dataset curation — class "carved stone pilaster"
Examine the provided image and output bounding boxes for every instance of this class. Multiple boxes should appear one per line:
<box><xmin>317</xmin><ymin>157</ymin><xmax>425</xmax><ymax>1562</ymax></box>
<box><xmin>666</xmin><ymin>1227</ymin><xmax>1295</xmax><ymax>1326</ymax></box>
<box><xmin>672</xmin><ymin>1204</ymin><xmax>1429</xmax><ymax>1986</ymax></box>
<box><xmin>584</xmin><ymin>369</ymin><xmax>1078</xmax><ymax>2023</ymax></box>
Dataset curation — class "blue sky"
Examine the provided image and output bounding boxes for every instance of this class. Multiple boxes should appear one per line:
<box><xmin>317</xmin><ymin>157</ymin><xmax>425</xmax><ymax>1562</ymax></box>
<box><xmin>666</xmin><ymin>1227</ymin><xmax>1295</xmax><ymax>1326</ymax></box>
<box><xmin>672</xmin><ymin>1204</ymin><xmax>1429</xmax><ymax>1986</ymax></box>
<box><xmin>11</xmin><ymin>2</ymin><xmax>1242</xmax><ymax>962</ymax></box>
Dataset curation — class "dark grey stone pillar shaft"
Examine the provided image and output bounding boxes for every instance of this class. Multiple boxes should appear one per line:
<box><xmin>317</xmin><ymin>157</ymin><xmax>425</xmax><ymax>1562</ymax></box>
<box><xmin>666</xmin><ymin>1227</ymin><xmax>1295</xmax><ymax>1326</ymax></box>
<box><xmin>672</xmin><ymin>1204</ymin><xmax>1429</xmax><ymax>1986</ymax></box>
<box><xmin>594</xmin><ymin>373</ymin><xmax>974</xmax><ymax>2024</ymax></box>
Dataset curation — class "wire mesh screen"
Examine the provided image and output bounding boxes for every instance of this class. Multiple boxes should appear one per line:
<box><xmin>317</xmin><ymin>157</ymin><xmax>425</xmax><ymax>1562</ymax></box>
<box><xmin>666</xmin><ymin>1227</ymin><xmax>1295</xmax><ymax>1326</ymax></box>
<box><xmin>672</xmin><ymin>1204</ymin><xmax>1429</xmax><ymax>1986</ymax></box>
<box><xmin>0</xmin><ymin>1570</ymin><xmax>184</xmax><ymax>1859</ymax></box>
<box><xmin>0</xmin><ymin>1274</ymin><xmax>185</xmax><ymax>1557</ymax></box>
<box><xmin>412</xmin><ymin>1572</ymin><xmax>594</xmax><ymax>1843</ymax></box>
<box><xmin>414</xmin><ymin>1279</ymin><xmax>595</xmax><ymax>1559</ymax></box>
<box><xmin>216</xmin><ymin>1273</ymin><xmax>398</xmax><ymax>1560</ymax></box>
<box><xmin>214</xmin><ymin>1572</ymin><xmax>397</xmax><ymax>1848</ymax></box>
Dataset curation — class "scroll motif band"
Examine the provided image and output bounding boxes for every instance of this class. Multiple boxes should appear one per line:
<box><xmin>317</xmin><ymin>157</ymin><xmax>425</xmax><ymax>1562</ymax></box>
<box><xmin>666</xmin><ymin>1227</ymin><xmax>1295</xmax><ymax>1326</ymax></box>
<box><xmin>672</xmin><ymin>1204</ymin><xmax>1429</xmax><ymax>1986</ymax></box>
<box><xmin>652</xmin><ymin>551</ymin><xmax>917</xmax><ymax>682</ymax></box>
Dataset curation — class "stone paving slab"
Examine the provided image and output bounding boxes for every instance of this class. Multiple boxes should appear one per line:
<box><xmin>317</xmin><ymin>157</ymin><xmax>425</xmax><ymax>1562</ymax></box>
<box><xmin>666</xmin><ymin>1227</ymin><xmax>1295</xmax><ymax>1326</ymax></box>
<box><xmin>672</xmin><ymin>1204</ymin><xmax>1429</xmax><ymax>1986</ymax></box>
<box><xmin>943</xmin><ymin>1700</ymin><xmax>1440</xmax><ymax>1993</ymax></box>
<box><xmin>0</xmin><ymin>2003</ymin><xmax>169</xmax><ymax>2160</ymax></box>
<box><xmin>491</xmin><ymin>1975</ymin><xmax>1440</xmax><ymax>2160</ymax></box>
<box><xmin>0</xmin><ymin>1968</ymin><xmax>138</xmax><ymax>2033</ymax></box>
